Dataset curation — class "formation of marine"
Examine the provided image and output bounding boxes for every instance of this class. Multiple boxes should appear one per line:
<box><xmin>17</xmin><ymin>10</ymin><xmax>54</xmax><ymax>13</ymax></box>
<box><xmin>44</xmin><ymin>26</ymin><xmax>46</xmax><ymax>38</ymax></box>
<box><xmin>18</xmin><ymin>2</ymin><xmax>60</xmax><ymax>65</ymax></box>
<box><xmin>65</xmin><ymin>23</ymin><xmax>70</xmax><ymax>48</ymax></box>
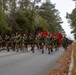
<box><xmin>0</xmin><ymin>32</ymin><xmax>72</xmax><ymax>54</ymax></box>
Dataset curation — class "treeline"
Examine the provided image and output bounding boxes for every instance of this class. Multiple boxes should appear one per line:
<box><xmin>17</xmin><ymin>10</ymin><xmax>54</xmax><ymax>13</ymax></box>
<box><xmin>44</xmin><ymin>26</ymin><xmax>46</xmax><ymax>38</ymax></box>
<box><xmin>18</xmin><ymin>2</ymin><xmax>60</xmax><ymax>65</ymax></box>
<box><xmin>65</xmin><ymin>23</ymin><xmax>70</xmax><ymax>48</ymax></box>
<box><xmin>0</xmin><ymin>0</ymin><xmax>65</xmax><ymax>37</ymax></box>
<box><xmin>66</xmin><ymin>8</ymin><xmax>76</xmax><ymax>39</ymax></box>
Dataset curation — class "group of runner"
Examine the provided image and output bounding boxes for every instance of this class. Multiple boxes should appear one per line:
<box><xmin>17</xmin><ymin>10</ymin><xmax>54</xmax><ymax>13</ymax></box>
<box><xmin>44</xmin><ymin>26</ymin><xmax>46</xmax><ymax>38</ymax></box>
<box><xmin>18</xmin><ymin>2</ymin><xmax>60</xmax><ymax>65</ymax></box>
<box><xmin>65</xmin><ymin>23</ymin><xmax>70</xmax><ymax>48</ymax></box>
<box><xmin>0</xmin><ymin>32</ymin><xmax>72</xmax><ymax>54</ymax></box>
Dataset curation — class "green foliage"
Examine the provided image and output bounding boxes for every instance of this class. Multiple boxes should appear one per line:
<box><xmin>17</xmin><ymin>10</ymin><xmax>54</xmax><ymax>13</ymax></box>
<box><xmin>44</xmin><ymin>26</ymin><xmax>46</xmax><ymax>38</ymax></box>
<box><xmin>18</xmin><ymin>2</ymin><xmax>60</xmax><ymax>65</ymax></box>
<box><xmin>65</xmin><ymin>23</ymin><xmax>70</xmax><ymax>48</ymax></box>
<box><xmin>66</xmin><ymin>8</ymin><xmax>76</xmax><ymax>39</ymax></box>
<box><xmin>34</xmin><ymin>16</ymin><xmax>49</xmax><ymax>31</ymax></box>
<box><xmin>0</xmin><ymin>0</ymin><xmax>65</xmax><ymax>36</ymax></box>
<box><xmin>39</xmin><ymin>2</ymin><xmax>63</xmax><ymax>33</ymax></box>
<box><xmin>15</xmin><ymin>9</ymin><xmax>35</xmax><ymax>34</ymax></box>
<box><xmin>0</xmin><ymin>10</ymin><xmax>11</xmax><ymax>36</ymax></box>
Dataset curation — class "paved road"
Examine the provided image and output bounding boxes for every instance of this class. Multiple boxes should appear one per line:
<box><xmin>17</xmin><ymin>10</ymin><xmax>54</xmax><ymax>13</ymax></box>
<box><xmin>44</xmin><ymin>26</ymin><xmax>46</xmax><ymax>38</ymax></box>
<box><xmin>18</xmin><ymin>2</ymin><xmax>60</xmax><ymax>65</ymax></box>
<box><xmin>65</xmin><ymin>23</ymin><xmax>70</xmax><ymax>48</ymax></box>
<box><xmin>0</xmin><ymin>47</ymin><xmax>64</xmax><ymax>75</ymax></box>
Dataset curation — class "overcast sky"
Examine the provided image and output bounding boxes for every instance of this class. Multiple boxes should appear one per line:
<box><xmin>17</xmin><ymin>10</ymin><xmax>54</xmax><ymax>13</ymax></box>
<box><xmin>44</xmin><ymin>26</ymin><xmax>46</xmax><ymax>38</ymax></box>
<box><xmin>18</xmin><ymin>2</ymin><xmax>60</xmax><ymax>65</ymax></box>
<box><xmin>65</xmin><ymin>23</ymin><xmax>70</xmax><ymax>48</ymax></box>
<box><xmin>50</xmin><ymin>0</ymin><xmax>75</xmax><ymax>40</ymax></box>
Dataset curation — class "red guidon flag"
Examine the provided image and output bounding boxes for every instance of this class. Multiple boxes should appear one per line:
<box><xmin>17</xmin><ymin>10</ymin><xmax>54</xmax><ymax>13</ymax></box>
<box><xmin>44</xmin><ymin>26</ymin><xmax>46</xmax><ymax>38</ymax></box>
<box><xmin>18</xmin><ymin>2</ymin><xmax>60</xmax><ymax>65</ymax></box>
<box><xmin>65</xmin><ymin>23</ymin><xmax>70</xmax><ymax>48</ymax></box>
<box><xmin>57</xmin><ymin>32</ymin><xmax>63</xmax><ymax>44</ymax></box>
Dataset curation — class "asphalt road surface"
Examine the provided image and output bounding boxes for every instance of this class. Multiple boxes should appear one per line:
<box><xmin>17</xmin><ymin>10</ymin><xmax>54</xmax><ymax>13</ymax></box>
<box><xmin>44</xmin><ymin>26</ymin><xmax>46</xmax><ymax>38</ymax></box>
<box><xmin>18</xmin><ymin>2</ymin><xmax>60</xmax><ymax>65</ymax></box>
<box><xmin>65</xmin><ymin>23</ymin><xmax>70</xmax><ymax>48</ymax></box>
<box><xmin>0</xmin><ymin>47</ymin><xmax>64</xmax><ymax>75</ymax></box>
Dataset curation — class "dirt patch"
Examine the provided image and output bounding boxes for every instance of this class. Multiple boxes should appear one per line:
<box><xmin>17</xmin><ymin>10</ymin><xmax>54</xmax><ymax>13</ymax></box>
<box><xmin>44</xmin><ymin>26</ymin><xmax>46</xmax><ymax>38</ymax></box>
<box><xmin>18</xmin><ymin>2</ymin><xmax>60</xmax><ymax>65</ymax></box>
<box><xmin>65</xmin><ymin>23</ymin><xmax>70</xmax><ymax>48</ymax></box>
<box><xmin>43</xmin><ymin>45</ymin><xmax>72</xmax><ymax>75</ymax></box>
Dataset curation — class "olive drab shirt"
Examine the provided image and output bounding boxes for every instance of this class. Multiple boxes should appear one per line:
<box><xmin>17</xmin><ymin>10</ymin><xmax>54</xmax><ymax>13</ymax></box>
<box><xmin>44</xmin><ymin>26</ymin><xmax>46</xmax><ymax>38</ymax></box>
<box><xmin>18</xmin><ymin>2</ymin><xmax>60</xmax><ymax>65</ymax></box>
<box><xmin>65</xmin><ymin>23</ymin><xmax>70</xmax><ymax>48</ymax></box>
<box><xmin>24</xmin><ymin>36</ymin><xmax>28</xmax><ymax>44</ymax></box>
<box><xmin>15</xmin><ymin>35</ymin><xmax>20</xmax><ymax>43</ymax></box>
<box><xmin>11</xmin><ymin>36</ymin><xmax>15</xmax><ymax>44</ymax></box>
<box><xmin>62</xmin><ymin>37</ymin><xmax>68</xmax><ymax>46</ymax></box>
<box><xmin>20</xmin><ymin>37</ymin><xmax>24</xmax><ymax>45</ymax></box>
<box><xmin>47</xmin><ymin>35</ymin><xmax>52</xmax><ymax>45</ymax></box>
<box><xmin>5</xmin><ymin>36</ymin><xmax>10</xmax><ymax>45</ymax></box>
<box><xmin>29</xmin><ymin>34</ymin><xmax>34</xmax><ymax>44</ymax></box>
<box><xmin>0</xmin><ymin>37</ymin><xmax>3</xmax><ymax>46</ymax></box>
<box><xmin>53</xmin><ymin>37</ymin><xmax>59</xmax><ymax>44</ymax></box>
<box><xmin>38</xmin><ymin>35</ymin><xmax>45</xmax><ymax>44</ymax></box>
<box><xmin>0</xmin><ymin>37</ymin><xmax>3</xmax><ymax>42</ymax></box>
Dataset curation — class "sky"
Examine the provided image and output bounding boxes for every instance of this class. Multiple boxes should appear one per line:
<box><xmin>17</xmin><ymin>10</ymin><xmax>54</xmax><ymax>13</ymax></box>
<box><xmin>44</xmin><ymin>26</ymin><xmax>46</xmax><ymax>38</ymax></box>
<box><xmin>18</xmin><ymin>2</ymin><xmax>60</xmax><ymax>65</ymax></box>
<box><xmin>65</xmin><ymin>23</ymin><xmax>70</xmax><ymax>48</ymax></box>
<box><xmin>50</xmin><ymin>0</ymin><xmax>75</xmax><ymax>40</ymax></box>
